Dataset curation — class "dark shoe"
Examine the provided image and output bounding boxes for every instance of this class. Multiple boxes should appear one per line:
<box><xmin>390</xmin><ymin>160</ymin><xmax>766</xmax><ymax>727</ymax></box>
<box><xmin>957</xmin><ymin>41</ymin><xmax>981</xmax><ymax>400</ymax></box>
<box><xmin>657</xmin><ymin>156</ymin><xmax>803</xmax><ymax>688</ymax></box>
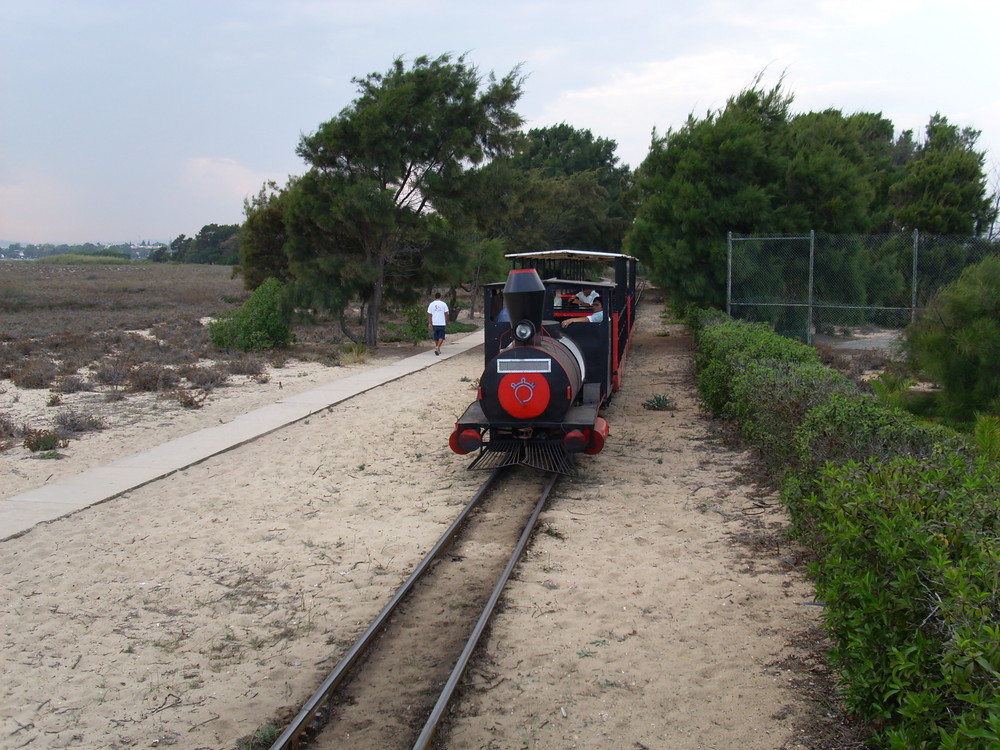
<box><xmin>435</xmin><ymin>350</ymin><xmax>440</xmax><ymax>355</ymax></box>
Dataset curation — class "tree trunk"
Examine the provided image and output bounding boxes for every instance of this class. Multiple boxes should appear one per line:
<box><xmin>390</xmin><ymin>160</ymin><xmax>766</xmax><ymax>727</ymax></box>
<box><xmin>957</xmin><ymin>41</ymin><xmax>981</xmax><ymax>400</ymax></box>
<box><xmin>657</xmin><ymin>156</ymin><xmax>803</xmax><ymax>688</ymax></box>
<box><xmin>365</xmin><ymin>270</ymin><xmax>384</xmax><ymax>347</ymax></box>
<box><xmin>338</xmin><ymin>312</ymin><xmax>361</xmax><ymax>344</ymax></box>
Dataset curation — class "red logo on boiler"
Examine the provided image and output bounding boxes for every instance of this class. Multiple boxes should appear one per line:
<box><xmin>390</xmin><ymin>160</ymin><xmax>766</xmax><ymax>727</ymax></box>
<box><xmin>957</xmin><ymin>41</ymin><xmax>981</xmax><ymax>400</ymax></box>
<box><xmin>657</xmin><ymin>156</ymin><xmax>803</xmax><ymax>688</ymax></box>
<box><xmin>498</xmin><ymin>373</ymin><xmax>550</xmax><ymax>418</ymax></box>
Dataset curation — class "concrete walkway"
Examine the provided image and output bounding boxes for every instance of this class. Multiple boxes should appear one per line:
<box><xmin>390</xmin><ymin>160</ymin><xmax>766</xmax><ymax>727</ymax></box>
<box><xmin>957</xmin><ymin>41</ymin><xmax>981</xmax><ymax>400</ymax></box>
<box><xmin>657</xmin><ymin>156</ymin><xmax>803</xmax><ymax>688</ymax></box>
<box><xmin>1</xmin><ymin>331</ymin><xmax>484</xmax><ymax>541</ymax></box>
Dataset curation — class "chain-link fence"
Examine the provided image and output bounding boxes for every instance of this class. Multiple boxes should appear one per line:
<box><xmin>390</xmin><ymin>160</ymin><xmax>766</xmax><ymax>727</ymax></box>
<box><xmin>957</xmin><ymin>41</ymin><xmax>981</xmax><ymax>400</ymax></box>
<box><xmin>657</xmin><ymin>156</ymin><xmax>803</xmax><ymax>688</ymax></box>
<box><xmin>727</xmin><ymin>231</ymin><xmax>999</xmax><ymax>343</ymax></box>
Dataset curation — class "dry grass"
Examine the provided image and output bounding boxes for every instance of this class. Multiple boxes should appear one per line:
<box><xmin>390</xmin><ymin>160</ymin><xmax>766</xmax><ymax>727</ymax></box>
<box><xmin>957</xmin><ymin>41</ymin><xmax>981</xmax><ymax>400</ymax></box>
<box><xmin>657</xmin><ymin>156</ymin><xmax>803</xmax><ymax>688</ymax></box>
<box><xmin>0</xmin><ymin>261</ymin><xmax>463</xmax><ymax>453</ymax></box>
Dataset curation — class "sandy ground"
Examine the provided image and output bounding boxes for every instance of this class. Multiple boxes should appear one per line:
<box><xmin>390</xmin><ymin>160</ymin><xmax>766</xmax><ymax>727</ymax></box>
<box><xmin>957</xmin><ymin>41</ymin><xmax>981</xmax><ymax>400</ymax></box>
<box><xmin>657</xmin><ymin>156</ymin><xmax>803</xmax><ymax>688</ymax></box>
<box><xmin>0</xmin><ymin>303</ymin><xmax>825</xmax><ymax>750</ymax></box>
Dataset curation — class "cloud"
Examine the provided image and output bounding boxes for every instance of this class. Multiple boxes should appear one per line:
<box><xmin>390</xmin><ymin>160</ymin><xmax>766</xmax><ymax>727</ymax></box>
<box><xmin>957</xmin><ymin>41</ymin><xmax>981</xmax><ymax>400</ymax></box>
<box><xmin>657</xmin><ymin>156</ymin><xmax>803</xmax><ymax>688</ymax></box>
<box><xmin>181</xmin><ymin>157</ymin><xmax>282</xmax><ymax>202</ymax></box>
<box><xmin>529</xmin><ymin>50</ymin><xmax>782</xmax><ymax>167</ymax></box>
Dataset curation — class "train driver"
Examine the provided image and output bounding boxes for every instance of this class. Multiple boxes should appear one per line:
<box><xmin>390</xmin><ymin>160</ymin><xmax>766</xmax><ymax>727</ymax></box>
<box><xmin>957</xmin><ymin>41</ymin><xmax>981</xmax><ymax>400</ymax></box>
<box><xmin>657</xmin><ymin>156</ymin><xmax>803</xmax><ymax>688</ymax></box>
<box><xmin>575</xmin><ymin>287</ymin><xmax>599</xmax><ymax>309</ymax></box>
<box><xmin>560</xmin><ymin>297</ymin><xmax>603</xmax><ymax>327</ymax></box>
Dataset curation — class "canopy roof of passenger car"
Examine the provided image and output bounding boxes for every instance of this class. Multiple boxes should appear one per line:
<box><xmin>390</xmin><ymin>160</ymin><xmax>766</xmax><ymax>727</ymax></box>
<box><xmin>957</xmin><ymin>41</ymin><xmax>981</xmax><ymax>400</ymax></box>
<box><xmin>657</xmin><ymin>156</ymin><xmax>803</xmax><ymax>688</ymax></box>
<box><xmin>505</xmin><ymin>249</ymin><xmax>637</xmax><ymax>262</ymax></box>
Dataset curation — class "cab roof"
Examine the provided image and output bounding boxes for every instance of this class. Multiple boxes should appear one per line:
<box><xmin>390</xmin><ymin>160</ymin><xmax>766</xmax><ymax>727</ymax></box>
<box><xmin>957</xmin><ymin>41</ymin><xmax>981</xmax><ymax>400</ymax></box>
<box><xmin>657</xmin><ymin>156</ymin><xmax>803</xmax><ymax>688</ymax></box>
<box><xmin>505</xmin><ymin>249</ymin><xmax>637</xmax><ymax>262</ymax></box>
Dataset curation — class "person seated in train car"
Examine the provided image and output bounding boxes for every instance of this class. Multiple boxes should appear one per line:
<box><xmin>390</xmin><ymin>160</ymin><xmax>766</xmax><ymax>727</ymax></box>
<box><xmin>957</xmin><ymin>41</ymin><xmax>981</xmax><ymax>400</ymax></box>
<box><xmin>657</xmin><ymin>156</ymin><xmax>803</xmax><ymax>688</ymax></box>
<box><xmin>560</xmin><ymin>297</ymin><xmax>603</xmax><ymax>327</ymax></box>
<box><xmin>574</xmin><ymin>287</ymin><xmax>599</xmax><ymax>309</ymax></box>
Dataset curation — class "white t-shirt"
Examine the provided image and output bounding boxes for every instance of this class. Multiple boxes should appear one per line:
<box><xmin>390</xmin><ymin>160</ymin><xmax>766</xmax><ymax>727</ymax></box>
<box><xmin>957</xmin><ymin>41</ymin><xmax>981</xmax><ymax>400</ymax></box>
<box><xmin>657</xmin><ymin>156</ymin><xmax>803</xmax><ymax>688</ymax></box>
<box><xmin>427</xmin><ymin>299</ymin><xmax>449</xmax><ymax>326</ymax></box>
<box><xmin>576</xmin><ymin>290</ymin><xmax>599</xmax><ymax>306</ymax></box>
<box><xmin>587</xmin><ymin>309</ymin><xmax>604</xmax><ymax>323</ymax></box>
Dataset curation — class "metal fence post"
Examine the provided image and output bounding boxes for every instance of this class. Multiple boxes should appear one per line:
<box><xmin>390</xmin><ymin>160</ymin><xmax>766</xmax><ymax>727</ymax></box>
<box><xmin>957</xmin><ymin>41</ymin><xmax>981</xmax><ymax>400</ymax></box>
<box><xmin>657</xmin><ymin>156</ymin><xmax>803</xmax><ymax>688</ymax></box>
<box><xmin>807</xmin><ymin>230</ymin><xmax>815</xmax><ymax>345</ymax></box>
<box><xmin>911</xmin><ymin>228</ymin><xmax>919</xmax><ymax>323</ymax></box>
<box><xmin>726</xmin><ymin>231</ymin><xmax>733</xmax><ymax>317</ymax></box>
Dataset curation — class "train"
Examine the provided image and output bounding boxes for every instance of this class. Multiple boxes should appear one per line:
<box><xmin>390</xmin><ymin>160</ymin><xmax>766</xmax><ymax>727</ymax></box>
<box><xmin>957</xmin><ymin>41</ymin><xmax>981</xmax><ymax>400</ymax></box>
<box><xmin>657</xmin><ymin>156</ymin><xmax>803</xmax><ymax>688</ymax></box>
<box><xmin>449</xmin><ymin>249</ymin><xmax>640</xmax><ymax>475</ymax></box>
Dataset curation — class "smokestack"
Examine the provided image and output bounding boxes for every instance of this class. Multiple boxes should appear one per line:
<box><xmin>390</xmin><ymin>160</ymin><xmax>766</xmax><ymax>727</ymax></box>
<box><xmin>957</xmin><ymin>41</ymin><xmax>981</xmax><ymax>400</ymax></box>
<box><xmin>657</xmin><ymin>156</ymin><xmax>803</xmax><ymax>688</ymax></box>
<box><xmin>502</xmin><ymin>269</ymin><xmax>544</xmax><ymax>332</ymax></box>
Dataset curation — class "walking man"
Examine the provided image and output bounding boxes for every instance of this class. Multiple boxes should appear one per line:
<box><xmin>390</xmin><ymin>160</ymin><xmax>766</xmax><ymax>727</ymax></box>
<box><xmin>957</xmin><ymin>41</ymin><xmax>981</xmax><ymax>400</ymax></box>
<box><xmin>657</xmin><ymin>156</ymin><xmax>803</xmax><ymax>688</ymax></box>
<box><xmin>427</xmin><ymin>292</ymin><xmax>449</xmax><ymax>355</ymax></box>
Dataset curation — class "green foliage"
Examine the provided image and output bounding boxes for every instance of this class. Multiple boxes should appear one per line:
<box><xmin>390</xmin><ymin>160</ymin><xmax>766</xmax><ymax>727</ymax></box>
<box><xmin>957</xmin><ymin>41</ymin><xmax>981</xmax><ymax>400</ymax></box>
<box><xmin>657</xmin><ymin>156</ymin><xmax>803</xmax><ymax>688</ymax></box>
<box><xmin>209</xmin><ymin>278</ymin><xmax>292</xmax><ymax>351</ymax></box>
<box><xmin>22</xmin><ymin>427</ymin><xmax>68</xmax><ymax>452</ymax></box>
<box><xmin>401</xmin><ymin>305</ymin><xmax>428</xmax><ymax>343</ymax></box>
<box><xmin>793</xmin><ymin>391</ymin><xmax>957</xmax><ymax>487</ymax></box>
<box><xmin>6</xmin><ymin>242</ymin><xmax>137</xmax><ymax>260</ymax></box>
<box><xmin>690</xmin><ymin>311</ymin><xmax>1000</xmax><ymax>746</ymax></box>
<box><xmin>727</xmin><ymin>360</ymin><xmax>854</xmax><ymax>470</ymax></box>
<box><xmin>507</xmin><ymin>123</ymin><xmax>634</xmax><ymax>250</ymax></box>
<box><xmin>904</xmin><ymin>255</ymin><xmax>1000</xmax><ymax>420</ymax></box>
<box><xmin>869</xmin><ymin>370</ymin><xmax>917</xmax><ymax>410</ymax></box>
<box><xmin>625</xmin><ymin>80</ymin><xmax>798</xmax><ymax>308</ymax></box>
<box><xmin>239</xmin><ymin>181</ymin><xmax>290</xmax><ymax>290</ymax></box>
<box><xmin>805</xmin><ymin>454</ymin><xmax>1000</xmax><ymax>747</ymax></box>
<box><xmin>624</xmin><ymin>79</ymin><xmax>994</xmax><ymax>310</ymax></box>
<box><xmin>288</xmin><ymin>53</ymin><xmax>524</xmax><ymax>346</ymax></box>
<box><xmin>972</xmin><ymin>413</ymin><xmax>1000</xmax><ymax>461</ymax></box>
<box><xmin>170</xmin><ymin>224</ymin><xmax>240</xmax><ymax>265</ymax></box>
<box><xmin>890</xmin><ymin>115</ymin><xmax>997</xmax><ymax>235</ymax></box>
<box><xmin>235</xmin><ymin>722</ymin><xmax>282</xmax><ymax>750</ymax></box>
<box><xmin>641</xmin><ymin>394</ymin><xmax>676</xmax><ymax>411</ymax></box>
<box><xmin>691</xmin><ymin>316</ymin><xmax>820</xmax><ymax>414</ymax></box>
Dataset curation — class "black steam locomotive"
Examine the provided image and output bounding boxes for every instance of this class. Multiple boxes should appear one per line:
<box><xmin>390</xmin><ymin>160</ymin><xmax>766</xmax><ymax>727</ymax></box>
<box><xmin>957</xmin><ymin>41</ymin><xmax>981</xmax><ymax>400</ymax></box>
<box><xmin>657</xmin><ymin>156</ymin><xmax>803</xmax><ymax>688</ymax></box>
<box><xmin>449</xmin><ymin>250</ymin><xmax>639</xmax><ymax>475</ymax></box>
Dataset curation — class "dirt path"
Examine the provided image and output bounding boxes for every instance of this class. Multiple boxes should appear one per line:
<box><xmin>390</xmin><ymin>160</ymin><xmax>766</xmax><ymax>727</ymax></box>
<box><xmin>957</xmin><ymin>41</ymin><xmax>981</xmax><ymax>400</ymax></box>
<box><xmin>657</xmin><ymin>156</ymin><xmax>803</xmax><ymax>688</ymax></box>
<box><xmin>0</xmin><ymin>299</ymin><xmax>828</xmax><ymax>750</ymax></box>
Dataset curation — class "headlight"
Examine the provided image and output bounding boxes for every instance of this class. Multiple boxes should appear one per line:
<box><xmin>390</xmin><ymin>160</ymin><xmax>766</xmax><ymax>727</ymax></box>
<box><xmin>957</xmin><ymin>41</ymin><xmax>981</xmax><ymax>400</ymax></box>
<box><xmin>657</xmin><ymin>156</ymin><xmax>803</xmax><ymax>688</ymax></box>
<box><xmin>514</xmin><ymin>320</ymin><xmax>535</xmax><ymax>343</ymax></box>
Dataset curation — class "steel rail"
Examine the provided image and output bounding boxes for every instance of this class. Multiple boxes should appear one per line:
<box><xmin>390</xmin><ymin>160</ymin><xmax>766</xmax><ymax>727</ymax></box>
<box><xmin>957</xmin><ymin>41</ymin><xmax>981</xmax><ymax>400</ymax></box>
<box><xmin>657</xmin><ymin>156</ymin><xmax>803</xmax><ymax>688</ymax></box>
<box><xmin>268</xmin><ymin>467</ymin><xmax>505</xmax><ymax>750</ymax></box>
<box><xmin>412</xmin><ymin>470</ymin><xmax>560</xmax><ymax>750</ymax></box>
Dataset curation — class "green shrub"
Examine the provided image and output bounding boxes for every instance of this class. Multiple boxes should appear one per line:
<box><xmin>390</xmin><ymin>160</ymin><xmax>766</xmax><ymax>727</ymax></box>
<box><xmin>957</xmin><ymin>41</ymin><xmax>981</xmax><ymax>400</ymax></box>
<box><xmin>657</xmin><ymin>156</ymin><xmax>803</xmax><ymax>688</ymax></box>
<box><xmin>690</xmin><ymin>308</ymin><xmax>1000</xmax><ymax>747</ymax></box>
<box><xmin>794</xmin><ymin>391</ymin><xmax>961</xmax><ymax>481</ymax></box>
<box><xmin>642</xmin><ymin>394</ymin><xmax>676</xmax><ymax>411</ymax></box>
<box><xmin>805</xmin><ymin>453</ymin><xmax>1000</xmax><ymax>747</ymax></box>
<box><xmin>209</xmin><ymin>278</ymin><xmax>292</xmax><ymax>352</ymax></box>
<box><xmin>693</xmin><ymin>317</ymin><xmax>820</xmax><ymax>414</ymax></box>
<box><xmin>23</xmin><ymin>427</ymin><xmax>68</xmax><ymax>452</ymax></box>
<box><xmin>972</xmin><ymin>413</ymin><xmax>1000</xmax><ymax>461</ymax></box>
<box><xmin>727</xmin><ymin>360</ymin><xmax>854</xmax><ymax>470</ymax></box>
<box><xmin>401</xmin><ymin>305</ymin><xmax>428</xmax><ymax>343</ymax></box>
<box><xmin>904</xmin><ymin>255</ymin><xmax>1000</xmax><ymax>420</ymax></box>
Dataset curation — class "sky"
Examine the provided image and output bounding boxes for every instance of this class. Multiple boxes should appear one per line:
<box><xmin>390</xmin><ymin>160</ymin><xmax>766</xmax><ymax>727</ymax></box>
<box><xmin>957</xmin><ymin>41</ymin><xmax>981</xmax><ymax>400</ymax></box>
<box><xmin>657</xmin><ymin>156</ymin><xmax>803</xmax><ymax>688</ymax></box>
<box><xmin>3</xmin><ymin>0</ymin><xmax>999</xmax><ymax>245</ymax></box>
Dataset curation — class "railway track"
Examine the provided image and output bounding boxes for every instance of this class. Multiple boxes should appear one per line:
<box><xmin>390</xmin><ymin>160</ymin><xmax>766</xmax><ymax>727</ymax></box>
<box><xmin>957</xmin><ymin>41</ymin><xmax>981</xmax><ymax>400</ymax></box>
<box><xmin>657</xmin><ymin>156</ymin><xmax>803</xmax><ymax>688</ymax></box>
<box><xmin>267</xmin><ymin>466</ymin><xmax>559</xmax><ymax>749</ymax></box>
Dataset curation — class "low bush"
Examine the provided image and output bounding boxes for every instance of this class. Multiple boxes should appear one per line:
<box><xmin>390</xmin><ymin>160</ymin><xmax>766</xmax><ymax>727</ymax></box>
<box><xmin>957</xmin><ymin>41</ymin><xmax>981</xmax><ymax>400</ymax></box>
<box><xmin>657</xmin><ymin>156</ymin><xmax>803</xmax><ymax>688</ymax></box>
<box><xmin>727</xmin><ymin>360</ymin><xmax>854</xmax><ymax>471</ymax></box>
<box><xmin>127</xmin><ymin>363</ymin><xmax>180</xmax><ymax>392</ymax></box>
<box><xmin>209</xmin><ymin>277</ymin><xmax>292</xmax><ymax>352</ymax></box>
<box><xmin>401</xmin><ymin>305</ymin><xmax>429</xmax><ymax>343</ymax></box>
<box><xmin>805</xmin><ymin>454</ymin><xmax>1000</xmax><ymax>748</ymax></box>
<box><xmin>793</xmin><ymin>391</ymin><xmax>961</xmax><ymax>489</ymax></box>
<box><xmin>11</xmin><ymin>357</ymin><xmax>59</xmax><ymax>389</ymax></box>
<box><xmin>689</xmin><ymin>307</ymin><xmax>997</xmax><ymax>747</ymax></box>
<box><xmin>339</xmin><ymin>342</ymin><xmax>370</xmax><ymax>365</ymax></box>
<box><xmin>224</xmin><ymin>355</ymin><xmax>267</xmax><ymax>377</ymax></box>
<box><xmin>692</xmin><ymin>317</ymin><xmax>820</xmax><ymax>415</ymax></box>
<box><xmin>180</xmin><ymin>364</ymin><xmax>230</xmax><ymax>389</ymax></box>
<box><xmin>55</xmin><ymin>374</ymin><xmax>94</xmax><ymax>393</ymax></box>
<box><xmin>22</xmin><ymin>427</ymin><xmax>68</xmax><ymax>452</ymax></box>
<box><xmin>0</xmin><ymin>412</ymin><xmax>19</xmax><ymax>439</ymax></box>
<box><xmin>53</xmin><ymin>409</ymin><xmax>107</xmax><ymax>434</ymax></box>
<box><xmin>93</xmin><ymin>356</ymin><xmax>132</xmax><ymax>387</ymax></box>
